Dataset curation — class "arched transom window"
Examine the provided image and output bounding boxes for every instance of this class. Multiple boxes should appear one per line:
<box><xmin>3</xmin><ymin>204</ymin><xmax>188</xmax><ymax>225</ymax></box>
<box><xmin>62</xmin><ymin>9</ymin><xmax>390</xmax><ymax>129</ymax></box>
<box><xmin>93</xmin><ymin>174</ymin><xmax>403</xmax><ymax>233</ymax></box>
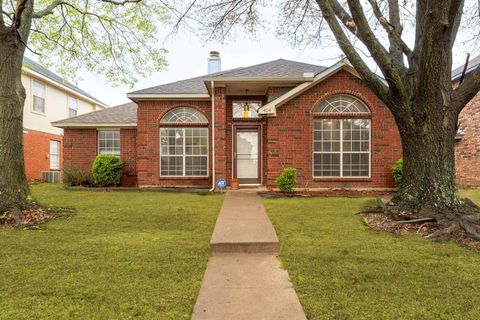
<box><xmin>161</xmin><ymin>106</ymin><xmax>208</xmax><ymax>123</ymax></box>
<box><xmin>315</xmin><ymin>94</ymin><xmax>370</xmax><ymax>113</ymax></box>
<box><xmin>313</xmin><ymin>95</ymin><xmax>371</xmax><ymax>178</ymax></box>
<box><xmin>160</xmin><ymin>107</ymin><xmax>209</xmax><ymax>177</ymax></box>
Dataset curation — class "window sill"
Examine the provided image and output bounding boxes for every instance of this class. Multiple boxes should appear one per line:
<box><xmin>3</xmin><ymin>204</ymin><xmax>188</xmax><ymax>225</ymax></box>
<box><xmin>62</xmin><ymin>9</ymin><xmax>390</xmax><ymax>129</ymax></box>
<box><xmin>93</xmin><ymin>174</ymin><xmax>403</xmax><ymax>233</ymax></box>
<box><xmin>159</xmin><ymin>176</ymin><xmax>209</xmax><ymax>180</ymax></box>
<box><xmin>31</xmin><ymin>110</ymin><xmax>46</xmax><ymax>116</ymax></box>
<box><xmin>313</xmin><ymin>177</ymin><xmax>372</xmax><ymax>182</ymax></box>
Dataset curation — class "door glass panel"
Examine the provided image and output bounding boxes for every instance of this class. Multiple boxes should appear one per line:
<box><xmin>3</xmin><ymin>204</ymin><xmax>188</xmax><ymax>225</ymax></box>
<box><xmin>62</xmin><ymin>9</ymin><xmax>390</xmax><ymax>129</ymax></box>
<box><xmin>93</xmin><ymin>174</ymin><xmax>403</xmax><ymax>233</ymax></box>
<box><xmin>236</xmin><ymin>131</ymin><xmax>259</xmax><ymax>180</ymax></box>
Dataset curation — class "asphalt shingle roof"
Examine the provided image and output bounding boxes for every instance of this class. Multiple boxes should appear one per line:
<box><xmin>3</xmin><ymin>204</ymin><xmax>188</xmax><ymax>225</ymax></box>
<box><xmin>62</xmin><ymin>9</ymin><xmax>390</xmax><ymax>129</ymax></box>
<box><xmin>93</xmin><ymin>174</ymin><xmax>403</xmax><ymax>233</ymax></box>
<box><xmin>452</xmin><ymin>55</ymin><xmax>480</xmax><ymax>80</ymax></box>
<box><xmin>23</xmin><ymin>57</ymin><xmax>107</xmax><ymax>107</ymax></box>
<box><xmin>54</xmin><ymin>59</ymin><xmax>327</xmax><ymax>126</ymax></box>
<box><xmin>131</xmin><ymin>76</ymin><xmax>208</xmax><ymax>94</ymax></box>
<box><xmin>130</xmin><ymin>59</ymin><xmax>326</xmax><ymax>95</ymax></box>
<box><xmin>52</xmin><ymin>102</ymin><xmax>137</xmax><ymax>126</ymax></box>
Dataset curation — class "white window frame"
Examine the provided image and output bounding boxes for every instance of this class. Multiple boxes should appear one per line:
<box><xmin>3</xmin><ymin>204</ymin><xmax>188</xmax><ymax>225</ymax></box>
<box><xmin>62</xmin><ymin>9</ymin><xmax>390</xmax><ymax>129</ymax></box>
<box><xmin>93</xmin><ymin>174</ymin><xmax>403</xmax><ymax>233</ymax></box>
<box><xmin>49</xmin><ymin>140</ymin><xmax>60</xmax><ymax>170</ymax></box>
<box><xmin>68</xmin><ymin>96</ymin><xmax>78</xmax><ymax>117</ymax></box>
<box><xmin>97</xmin><ymin>129</ymin><xmax>121</xmax><ymax>156</ymax></box>
<box><xmin>313</xmin><ymin>119</ymin><xmax>371</xmax><ymax>178</ymax></box>
<box><xmin>232</xmin><ymin>100</ymin><xmax>262</xmax><ymax>119</ymax></box>
<box><xmin>32</xmin><ymin>80</ymin><xmax>46</xmax><ymax>114</ymax></box>
<box><xmin>159</xmin><ymin>127</ymin><xmax>209</xmax><ymax>178</ymax></box>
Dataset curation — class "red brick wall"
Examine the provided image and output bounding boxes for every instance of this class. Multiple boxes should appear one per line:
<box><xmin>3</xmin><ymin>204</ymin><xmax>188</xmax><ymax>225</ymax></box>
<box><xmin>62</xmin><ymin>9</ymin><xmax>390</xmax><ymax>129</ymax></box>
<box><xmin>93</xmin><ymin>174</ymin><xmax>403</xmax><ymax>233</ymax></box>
<box><xmin>63</xmin><ymin>128</ymin><xmax>98</xmax><ymax>172</ymax></box>
<box><xmin>63</xmin><ymin>128</ymin><xmax>138</xmax><ymax>186</ymax></box>
<box><xmin>120</xmin><ymin>129</ymin><xmax>137</xmax><ymax>186</ymax></box>
<box><xmin>23</xmin><ymin>129</ymin><xmax>63</xmax><ymax>180</ymax></box>
<box><xmin>264</xmin><ymin>70</ymin><xmax>402</xmax><ymax>189</ymax></box>
<box><xmin>62</xmin><ymin>70</ymin><xmax>403</xmax><ymax>190</ymax></box>
<box><xmin>456</xmin><ymin>90</ymin><xmax>480</xmax><ymax>187</ymax></box>
<box><xmin>136</xmin><ymin>100</ymin><xmax>212</xmax><ymax>187</ymax></box>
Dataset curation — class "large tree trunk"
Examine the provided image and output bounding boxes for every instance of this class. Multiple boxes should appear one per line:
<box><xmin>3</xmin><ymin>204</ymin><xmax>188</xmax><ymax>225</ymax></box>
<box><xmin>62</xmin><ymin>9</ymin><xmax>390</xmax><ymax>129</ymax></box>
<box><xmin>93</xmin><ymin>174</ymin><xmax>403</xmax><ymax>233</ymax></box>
<box><xmin>396</xmin><ymin>106</ymin><xmax>461</xmax><ymax>213</ymax></box>
<box><xmin>0</xmin><ymin>29</ymin><xmax>30</xmax><ymax>213</ymax></box>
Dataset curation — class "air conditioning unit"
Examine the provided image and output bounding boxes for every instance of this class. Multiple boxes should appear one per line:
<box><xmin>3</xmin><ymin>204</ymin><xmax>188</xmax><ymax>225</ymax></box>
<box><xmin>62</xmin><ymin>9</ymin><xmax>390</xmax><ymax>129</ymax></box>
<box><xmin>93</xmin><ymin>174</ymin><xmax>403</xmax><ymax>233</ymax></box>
<box><xmin>41</xmin><ymin>171</ymin><xmax>62</xmax><ymax>184</ymax></box>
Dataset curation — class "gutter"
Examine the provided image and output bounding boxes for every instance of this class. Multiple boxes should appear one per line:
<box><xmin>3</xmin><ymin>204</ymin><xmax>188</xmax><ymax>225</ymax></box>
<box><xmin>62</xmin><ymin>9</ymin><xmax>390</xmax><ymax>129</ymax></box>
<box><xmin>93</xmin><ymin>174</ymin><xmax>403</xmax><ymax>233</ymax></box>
<box><xmin>210</xmin><ymin>80</ymin><xmax>216</xmax><ymax>192</ymax></box>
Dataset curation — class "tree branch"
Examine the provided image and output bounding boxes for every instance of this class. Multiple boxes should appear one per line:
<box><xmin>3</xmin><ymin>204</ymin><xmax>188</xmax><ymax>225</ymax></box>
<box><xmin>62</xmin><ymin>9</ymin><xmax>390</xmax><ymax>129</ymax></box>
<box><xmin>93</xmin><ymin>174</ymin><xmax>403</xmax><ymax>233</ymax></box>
<box><xmin>12</xmin><ymin>0</ymin><xmax>28</xmax><ymax>30</ymax></box>
<box><xmin>453</xmin><ymin>65</ymin><xmax>480</xmax><ymax>113</ymax></box>
<box><xmin>344</xmin><ymin>0</ymin><xmax>408</xmax><ymax>99</ymax></box>
<box><xmin>0</xmin><ymin>0</ymin><xmax>4</xmax><ymax>27</ymax></box>
<box><xmin>367</xmin><ymin>0</ymin><xmax>412</xmax><ymax>63</ymax></box>
<box><xmin>32</xmin><ymin>0</ymin><xmax>67</xmax><ymax>19</ymax></box>
<box><xmin>33</xmin><ymin>0</ymin><xmax>143</xmax><ymax>19</ymax></box>
<box><xmin>314</xmin><ymin>0</ymin><xmax>393</xmax><ymax>110</ymax></box>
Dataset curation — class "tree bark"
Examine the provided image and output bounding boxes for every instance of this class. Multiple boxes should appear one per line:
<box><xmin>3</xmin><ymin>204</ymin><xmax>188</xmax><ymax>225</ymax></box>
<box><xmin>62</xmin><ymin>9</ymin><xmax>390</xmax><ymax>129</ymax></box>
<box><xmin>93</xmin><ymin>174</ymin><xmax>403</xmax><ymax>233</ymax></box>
<box><xmin>395</xmin><ymin>105</ymin><xmax>461</xmax><ymax>212</ymax></box>
<box><xmin>0</xmin><ymin>28</ymin><xmax>30</xmax><ymax>212</ymax></box>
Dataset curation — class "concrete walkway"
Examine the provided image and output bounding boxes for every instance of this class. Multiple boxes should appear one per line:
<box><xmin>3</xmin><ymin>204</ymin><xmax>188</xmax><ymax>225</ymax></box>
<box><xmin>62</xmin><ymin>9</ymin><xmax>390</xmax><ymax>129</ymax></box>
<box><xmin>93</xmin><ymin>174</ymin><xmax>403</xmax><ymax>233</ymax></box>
<box><xmin>192</xmin><ymin>191</ymin><xmax>307</xmax><ymax>320</ymax></box>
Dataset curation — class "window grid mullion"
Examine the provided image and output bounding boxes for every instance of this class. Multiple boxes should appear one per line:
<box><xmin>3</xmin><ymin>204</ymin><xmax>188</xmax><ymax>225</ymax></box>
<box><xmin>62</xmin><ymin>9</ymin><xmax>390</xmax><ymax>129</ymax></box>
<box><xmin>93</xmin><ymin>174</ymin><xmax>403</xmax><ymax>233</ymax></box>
<box><xmin>183</xmin><ymin>128</ymin><xmax>186</xmax><ymax>177</ymax></box>
<box><xmin>340</xmin><ymin>120</ymin><xmax>343</xmax><ymax>177</ymax></box>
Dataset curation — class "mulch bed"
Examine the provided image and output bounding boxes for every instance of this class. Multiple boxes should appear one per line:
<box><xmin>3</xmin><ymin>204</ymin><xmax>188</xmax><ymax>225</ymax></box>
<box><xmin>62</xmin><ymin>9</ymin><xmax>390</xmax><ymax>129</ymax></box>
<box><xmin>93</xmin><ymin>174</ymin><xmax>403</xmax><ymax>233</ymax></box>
<box><xmin>258</xmin><ymin>190</ymin><xmax>394</xmax><ymax>198</ymax></box>
<box><xmin>361</xmin><ymin>195</ymin><xmax>480</xmax><ymax>251</ymax></box>
<box><xmin>1</xmin><ymin>206</ymin><xmax>74</xmax><ymax>228</ymax></box>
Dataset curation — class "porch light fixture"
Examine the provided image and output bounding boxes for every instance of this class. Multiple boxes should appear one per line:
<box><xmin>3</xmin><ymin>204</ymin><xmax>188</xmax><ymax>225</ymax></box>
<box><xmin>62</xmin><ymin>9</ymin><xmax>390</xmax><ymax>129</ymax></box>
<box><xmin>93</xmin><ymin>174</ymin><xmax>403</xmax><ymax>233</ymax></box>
<box><xmin>242</xmin><ymin>90</ymin><xmax>251</xmax><ymax>117</ymax></box>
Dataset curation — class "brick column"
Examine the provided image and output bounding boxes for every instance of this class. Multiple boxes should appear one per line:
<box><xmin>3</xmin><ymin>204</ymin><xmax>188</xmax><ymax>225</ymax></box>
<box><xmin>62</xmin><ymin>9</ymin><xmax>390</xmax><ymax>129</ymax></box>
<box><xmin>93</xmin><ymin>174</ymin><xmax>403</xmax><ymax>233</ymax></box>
<box><xmin>214</xmin><ymin>87</ymin><xmax>227</xmax><ymax>188</ymax></box>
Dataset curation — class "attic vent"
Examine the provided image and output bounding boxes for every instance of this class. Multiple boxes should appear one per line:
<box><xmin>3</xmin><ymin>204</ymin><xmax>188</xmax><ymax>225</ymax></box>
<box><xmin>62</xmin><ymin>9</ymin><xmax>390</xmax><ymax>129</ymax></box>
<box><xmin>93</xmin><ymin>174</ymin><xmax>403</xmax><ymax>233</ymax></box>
<box><xmin>303</xmin><ymin>72</ymin><xmax>315</xmax><ymax>78</ymax></box>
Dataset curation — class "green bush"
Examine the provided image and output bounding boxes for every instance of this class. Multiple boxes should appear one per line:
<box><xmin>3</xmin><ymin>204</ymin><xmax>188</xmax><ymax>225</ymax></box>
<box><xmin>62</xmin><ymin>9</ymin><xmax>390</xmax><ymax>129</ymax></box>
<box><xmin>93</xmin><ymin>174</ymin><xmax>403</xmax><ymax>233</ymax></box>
<box><xmin>92</xmin><ymin>155</ymin><xmax>123</xmax><ymax>187</ymax></box>
<box><xmin>63</xmin><ymin>167</ymin><xmax>94</xmax><ymax>187</ymax></box>
<box><xmin>276</xmin><ymin>168</ymin><xmax>297</xmax><ymax>193</ymax></box>
<box><xmin>392</xmin><ymin>158</ymin><xmax>403</xmax><ymax>190</ymax></box>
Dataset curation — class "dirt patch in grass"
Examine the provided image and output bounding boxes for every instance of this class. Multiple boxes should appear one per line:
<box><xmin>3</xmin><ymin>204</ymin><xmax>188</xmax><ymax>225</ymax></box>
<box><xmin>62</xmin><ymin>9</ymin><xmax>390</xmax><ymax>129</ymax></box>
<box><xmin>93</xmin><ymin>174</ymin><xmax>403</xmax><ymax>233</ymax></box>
<box><xmin>259</xmin><ymin>190</ymin><xmax>394</xmax><ymax>198</ymax></box>
<box><xmin>1</xmin><ymin>205</ymin><xmax>74</xmax><ymax>227</ymax></box>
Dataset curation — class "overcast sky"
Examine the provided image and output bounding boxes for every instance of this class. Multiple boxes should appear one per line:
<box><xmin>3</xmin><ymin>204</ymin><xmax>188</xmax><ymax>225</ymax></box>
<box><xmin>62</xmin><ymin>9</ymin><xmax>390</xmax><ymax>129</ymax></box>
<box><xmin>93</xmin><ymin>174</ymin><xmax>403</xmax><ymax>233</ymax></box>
<box><xmin>26</xmin><ymin>10</ymin><xmax>478</xmax><ymax>108</ymax></box>
<box><xmin>72</xmin><ymin>31</ymin><xmax>348</xmax><ymax>107</ymax></box>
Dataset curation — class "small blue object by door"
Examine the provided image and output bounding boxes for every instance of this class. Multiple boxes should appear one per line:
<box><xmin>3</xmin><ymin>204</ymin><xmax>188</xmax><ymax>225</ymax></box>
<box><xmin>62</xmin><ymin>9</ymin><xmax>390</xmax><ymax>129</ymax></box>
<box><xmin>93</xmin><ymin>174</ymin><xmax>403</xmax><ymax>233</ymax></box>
<box><xmin>216</xmin><ymin>178</ymin><xmax>227</xmax><ymax>190</ymax></box>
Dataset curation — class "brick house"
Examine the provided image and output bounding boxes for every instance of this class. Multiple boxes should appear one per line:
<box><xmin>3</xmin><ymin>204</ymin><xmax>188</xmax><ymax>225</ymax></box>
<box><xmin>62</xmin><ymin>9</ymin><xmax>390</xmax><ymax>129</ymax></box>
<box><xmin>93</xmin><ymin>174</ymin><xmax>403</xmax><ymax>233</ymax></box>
<box><xmin>53</xmin><ymin>53</ymin><xmax>403</xmax><ymax>190</ymax></box>
<box><xmin>22</xmin><ymin>57</ymin><xmax>107</xmax><ymax>181</ymax></box>
<box><xmin>453</xmin><ymin>55</ymin><xmax>480</xmax><ymax>188</ymax></box>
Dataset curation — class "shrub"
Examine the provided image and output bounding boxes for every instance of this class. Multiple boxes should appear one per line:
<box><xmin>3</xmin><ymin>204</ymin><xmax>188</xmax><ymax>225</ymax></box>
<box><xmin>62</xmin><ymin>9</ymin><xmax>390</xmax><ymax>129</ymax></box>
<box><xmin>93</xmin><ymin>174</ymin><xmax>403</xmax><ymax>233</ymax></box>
<box><xmin>276</xmin><ymin>168</ymin><xmax>297</xmax><ymax>193</ymax></box>
<box><xmin>92</xmin><ymin>155</ymin><xmax>123</xmax><ymax>187</ymax></box>
<box><xmin>63</xmin><ymin>167</ymin><xmax>94</xmax><ymax>186</ymax></box>
<box><xmin>392</xmin><ymin>158</ymin><xmax>403</xmax><ymax>190</ymax></box>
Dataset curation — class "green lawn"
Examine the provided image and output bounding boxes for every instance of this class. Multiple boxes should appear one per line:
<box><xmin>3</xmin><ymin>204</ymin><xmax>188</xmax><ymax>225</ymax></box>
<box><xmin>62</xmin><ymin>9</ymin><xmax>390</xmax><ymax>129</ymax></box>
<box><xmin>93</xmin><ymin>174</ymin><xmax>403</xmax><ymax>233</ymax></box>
<box><xmin>0</xmin><ymin>184</ymin><xmax>223</xmax><ymax>320</ymax></box>
<box><xmin>263</xmin><ymin>196</ymin><xmax>480</xmax><ymax>320</ymax></box>
<box><xmin>461</xmin><ymin>189</ymin><xmax>480</xmax><ymax>204</ymax></box>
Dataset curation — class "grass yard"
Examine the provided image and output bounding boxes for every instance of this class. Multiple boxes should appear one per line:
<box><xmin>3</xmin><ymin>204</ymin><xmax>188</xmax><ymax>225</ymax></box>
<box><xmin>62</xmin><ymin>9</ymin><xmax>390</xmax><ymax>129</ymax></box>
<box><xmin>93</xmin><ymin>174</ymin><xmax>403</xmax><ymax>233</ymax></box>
<box><xmin>0</xmin><ymin>184</ymin><xmax>223</xmax><ymax>320</ymax></box>
<box><xmin>461</xmin><ymin>189</ymin><xmax>480</xmax><ymax>204</ymax></box>
<box><xmin>263</xmin><ymin>196</ymin><xmax>480</xmax><ymax>320</ymax></box>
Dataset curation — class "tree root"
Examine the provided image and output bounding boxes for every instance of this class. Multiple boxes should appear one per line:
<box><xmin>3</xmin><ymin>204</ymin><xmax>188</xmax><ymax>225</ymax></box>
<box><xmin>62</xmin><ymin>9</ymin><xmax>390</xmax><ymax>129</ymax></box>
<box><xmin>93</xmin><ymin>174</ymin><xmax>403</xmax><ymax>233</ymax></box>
<box><xmin>380</xmin><ymin>198</ymin><xmax>480</xmax><ymax>249</ymax></box>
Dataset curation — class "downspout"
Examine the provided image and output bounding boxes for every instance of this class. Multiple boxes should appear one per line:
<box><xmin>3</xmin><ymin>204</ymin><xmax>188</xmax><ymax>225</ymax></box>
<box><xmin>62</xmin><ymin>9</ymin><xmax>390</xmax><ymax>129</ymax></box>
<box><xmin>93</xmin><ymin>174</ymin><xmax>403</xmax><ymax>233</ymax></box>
<box><xmin>210</xmin><ymin>80</ymin><xmax>216</xmax><ymax>192</ymax></box>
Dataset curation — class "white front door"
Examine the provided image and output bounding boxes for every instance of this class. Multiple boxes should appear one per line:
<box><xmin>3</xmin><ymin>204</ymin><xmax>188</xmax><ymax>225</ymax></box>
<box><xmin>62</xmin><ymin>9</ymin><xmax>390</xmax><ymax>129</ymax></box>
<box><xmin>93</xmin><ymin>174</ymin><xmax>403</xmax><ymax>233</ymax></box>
<box><xmin>235</xmin><ymin>127</ymin><xmax>260</xmax><ymax>184</ymax></box>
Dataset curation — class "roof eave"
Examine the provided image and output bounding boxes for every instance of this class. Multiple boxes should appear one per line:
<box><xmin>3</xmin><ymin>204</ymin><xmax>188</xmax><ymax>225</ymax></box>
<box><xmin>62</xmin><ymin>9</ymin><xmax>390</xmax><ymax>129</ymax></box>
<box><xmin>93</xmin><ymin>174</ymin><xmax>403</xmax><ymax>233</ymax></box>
<box><xmin>126</xmin><ymin>93</ymin><xmax>211</xmax><ymax>101</ymax></box>
<box><xmin>202</xmin><ymin>76</ymin><xmax>315</xmax><ymax>82</ymax></box>
<box><xmin>258</xmin><ymin>60</ymin><xmax>384</xmax><ymax>116</ymax></box>
<box><xmin>52</xmin><ymin>123</ymin><xmax>137</xmax><ymax>129</ymax></box>
<box><xmin>22</xmin><ymin>67</ymin><xmax>109</xmax><ymax>109</ymax></box>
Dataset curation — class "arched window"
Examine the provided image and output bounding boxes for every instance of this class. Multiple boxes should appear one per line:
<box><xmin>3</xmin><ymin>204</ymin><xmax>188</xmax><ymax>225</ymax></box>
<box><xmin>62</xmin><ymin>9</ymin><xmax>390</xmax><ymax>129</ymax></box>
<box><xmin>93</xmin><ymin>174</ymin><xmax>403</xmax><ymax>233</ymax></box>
<box><xmin>161</xmin><ymin>107</ymin><xmax>208</xmax><ymax>123</ymax></box>
<box><xmin>160</xmin><ymin>107</ymin><xmax>209</xmax><ymax>177</ymax></box>
<box><xmin>313</xmin><ymin>95</ymin><xmax>371</xmax><ymax>177</ymax></box>
<box><xmin>315</xmin><ymin>94</ymin><xmax>370</xmax><ymax>113</ymax></box>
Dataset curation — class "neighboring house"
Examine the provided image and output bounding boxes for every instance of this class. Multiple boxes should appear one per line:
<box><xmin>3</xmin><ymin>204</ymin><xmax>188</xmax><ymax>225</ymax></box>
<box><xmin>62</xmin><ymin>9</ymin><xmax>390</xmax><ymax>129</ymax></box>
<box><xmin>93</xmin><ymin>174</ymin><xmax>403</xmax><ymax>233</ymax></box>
<box><xmin>22</xmin><ymin>57</ymin><xmax>108</xmax><ymax>181</ymax></box>
<box><xmin>453</xmin><ymin>55</ymin><xmax>480</xmax><ymax>187</ymax></box>
<box><xmin>53</xmin><ymin>52</ymin><xmax>402</xmax><ymax>189</ymax></box>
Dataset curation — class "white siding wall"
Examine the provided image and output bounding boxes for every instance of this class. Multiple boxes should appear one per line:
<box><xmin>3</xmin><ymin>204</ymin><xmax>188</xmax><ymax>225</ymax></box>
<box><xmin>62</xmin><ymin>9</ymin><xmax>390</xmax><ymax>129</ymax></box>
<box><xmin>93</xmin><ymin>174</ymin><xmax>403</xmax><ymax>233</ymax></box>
<box><xmin>22</xmin><ymin>72</ymin><xmax>102</xmax><ymax>135</ymax></box>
